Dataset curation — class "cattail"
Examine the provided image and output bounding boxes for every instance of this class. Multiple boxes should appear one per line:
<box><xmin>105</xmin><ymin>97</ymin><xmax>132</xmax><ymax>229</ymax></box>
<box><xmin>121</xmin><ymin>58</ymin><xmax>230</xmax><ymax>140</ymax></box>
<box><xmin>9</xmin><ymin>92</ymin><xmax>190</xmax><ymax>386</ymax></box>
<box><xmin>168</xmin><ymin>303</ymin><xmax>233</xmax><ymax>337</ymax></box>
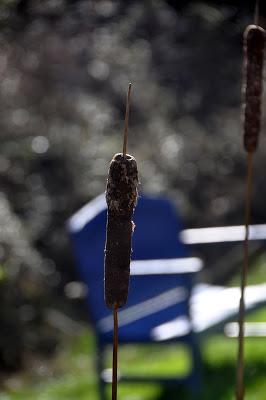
<box><xmin>243</xmin><ymin>24</ymin><xmax>265</xmax><ymax>152</ymax></box>
<box><xmin>236</xmin><ymin>9</ymin><xmax>265</xmax><ymax>400</ymax></box>
<box><xmin>104</xmin><ymin>152</ymin><xmax>138</xmax><ymax>309</ymax></box>
<box><xmin>105</xmin><ymin>84</ymin><xmax>136</xmax><ymax>400</ymax></box>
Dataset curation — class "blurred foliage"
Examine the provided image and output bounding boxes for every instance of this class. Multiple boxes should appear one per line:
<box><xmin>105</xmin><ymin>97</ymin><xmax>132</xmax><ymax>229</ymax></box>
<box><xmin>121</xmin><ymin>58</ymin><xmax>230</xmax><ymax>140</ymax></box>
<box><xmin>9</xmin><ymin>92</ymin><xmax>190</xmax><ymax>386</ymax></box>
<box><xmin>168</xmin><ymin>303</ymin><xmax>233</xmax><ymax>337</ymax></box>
<box><xmin>2</xmin><ymin>321</ymin><xmax>266</xmax><ymax>399</ymax></box>
<box><xmin>0</xmin><ymin>0</ymin><xmax>265</xmax><ymax>370</ymax></box>
<box><xmin>0</xmin><ymin>193</ymin><xmax>58</xmax><ymax>369</ymax></box>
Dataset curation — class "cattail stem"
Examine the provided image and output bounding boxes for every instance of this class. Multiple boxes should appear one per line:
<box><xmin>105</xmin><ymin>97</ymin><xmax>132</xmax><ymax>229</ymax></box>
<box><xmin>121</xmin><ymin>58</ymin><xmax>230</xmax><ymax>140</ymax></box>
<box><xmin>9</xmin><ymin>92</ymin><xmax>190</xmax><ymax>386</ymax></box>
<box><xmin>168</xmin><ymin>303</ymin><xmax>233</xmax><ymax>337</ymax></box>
<box><xmin>112</xmin><ymin>305</ymin><xmax>118</xmax><ymax>400</ymax></box>
<box><xmin>254</xmin><ymin>0</ymin><xmax>260</xmax><ymax>26</ymax></box>
<box><xmin>123</xmin><ymin>83</ymin><xmax>132</xmax><ymax>157</ymax></box>
<box><xmin>236</xmin><ymin>152</ymin><xmax>253</xmax><ymax>400</ymax></box>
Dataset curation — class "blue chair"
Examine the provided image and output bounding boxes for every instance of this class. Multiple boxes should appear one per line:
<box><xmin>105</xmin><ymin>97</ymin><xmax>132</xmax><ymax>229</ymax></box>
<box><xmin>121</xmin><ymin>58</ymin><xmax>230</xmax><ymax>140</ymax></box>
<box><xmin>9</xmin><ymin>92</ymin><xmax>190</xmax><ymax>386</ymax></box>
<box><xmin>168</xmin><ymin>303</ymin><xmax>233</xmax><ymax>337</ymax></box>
<box><xmin>68</xmin><ymin>193</ymin><xmax>203</xmax><ymax>399</ymax></box>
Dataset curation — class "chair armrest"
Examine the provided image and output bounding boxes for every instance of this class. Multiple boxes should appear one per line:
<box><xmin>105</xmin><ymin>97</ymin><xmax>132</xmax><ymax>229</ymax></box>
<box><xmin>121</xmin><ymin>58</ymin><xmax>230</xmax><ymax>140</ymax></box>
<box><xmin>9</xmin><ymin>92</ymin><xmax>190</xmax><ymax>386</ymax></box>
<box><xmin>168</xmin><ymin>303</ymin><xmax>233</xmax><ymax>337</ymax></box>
<box><xmin>130</xmin><ymin>257</ymin><xmax>203</xmax><ymax>276</ymax></box>
<box><xmin>180</xmin><ymin>224</ymin><xmax>266</xmax><ymax>245</ymax></box>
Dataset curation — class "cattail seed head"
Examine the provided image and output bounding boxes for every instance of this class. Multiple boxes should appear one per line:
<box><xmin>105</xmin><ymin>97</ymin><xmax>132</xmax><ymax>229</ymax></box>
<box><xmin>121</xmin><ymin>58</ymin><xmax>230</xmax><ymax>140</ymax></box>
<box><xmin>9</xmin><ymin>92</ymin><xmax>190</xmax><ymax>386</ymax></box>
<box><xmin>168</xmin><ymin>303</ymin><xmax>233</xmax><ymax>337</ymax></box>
<box><xmin>243</xmin><ymin>24</ymin><xmax>265</xmax><ymax>152</ymax></box>
<box><xmin>104</xmin><ymin>153</ymin><xmax>138</xmax><ymax>309</ymax></box>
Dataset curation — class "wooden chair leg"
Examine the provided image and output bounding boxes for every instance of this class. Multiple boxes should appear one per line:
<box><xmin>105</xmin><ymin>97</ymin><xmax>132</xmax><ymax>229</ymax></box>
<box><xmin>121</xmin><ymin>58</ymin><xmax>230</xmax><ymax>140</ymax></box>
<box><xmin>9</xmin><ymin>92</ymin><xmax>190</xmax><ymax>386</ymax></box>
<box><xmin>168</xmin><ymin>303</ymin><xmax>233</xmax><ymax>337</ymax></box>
<box><xmin>189</xmin><ymin>335</ymin><xmax>202</xmax><ymax>398</ymax></box>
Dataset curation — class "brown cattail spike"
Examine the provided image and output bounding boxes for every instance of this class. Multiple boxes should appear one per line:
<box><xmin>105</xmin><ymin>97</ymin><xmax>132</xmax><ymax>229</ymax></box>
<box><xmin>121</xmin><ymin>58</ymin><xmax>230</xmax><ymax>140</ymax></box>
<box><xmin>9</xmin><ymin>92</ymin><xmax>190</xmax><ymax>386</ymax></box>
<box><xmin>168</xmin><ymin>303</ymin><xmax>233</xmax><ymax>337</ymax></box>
<box><xmin>104</xmin><ymin>153</ymin><xmax>138</xmax><ymax>309</ymax></box>
<box><xmin>243</xmin><ymin>24</ymin><xmax>265</xmax><ymax>152</ymax></box>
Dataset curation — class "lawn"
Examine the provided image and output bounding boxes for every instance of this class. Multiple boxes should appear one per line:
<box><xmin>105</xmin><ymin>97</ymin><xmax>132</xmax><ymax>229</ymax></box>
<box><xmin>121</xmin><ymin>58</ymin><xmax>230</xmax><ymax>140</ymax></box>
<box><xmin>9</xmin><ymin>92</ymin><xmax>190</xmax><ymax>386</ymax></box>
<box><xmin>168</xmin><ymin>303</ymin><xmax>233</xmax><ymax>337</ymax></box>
<box><xmin>1</xmin><ymin>256</ymin><xmax>266</xmax><ymax>400</ymax></box>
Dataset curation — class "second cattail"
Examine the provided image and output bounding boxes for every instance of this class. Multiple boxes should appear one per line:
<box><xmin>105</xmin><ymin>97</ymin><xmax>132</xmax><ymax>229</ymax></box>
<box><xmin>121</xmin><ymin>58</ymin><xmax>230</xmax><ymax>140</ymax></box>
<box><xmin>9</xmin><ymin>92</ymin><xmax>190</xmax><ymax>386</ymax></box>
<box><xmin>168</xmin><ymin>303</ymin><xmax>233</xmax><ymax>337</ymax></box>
<box><xmin>236</xmin><ymin>15</ymin><xmax>266</xmax><ymax>400</ymax></box>
<box><xmin>243</xmin><ymin>24</ymin><xmax>265</xmax><ymax>152</ymax></box>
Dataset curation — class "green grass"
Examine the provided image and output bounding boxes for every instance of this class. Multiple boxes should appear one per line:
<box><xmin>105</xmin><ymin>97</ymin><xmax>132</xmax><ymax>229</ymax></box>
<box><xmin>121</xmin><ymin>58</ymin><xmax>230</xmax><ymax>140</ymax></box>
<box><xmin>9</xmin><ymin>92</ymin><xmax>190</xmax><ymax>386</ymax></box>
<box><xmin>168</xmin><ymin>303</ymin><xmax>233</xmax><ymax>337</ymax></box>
<box><xmin>2</xmin><ymin>328</ymin><xmax>266</xmax><ymax>400</ymax></box>
<box><xmin>1</xmin><ymin>257</ymin><xmax>266</xmax><ymax>400</ymax></box>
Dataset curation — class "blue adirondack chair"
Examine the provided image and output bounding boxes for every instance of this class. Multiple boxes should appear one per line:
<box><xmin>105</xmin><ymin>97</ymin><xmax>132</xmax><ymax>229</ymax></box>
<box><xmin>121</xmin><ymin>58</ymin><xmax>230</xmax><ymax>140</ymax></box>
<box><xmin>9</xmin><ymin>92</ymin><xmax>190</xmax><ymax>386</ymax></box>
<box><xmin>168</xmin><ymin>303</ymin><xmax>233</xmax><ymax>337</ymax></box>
<box><xmin>68</xmin><ymin>193</ymin><xmax>203</xmax><ymax>399</ymax></box>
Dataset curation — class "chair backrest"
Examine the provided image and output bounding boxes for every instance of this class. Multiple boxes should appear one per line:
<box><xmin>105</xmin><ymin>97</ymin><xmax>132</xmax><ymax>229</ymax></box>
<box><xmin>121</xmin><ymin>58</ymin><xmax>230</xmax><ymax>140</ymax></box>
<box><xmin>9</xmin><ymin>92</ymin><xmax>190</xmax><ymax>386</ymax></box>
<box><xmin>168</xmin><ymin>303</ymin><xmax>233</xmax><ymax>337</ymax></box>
<box><xmin>68</xmin><ymin>193</ymin><xmax>189</xmax><ymax>326</ymax></box>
